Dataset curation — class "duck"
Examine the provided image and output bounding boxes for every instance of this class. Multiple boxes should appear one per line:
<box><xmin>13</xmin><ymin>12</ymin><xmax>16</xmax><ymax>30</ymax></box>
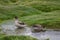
<box><xmin>32</xmin><ymin>24</ymin><xmax>45</xmax><ymax>32</ymax></box>
<box><xmin>14</xmin><ymin>16</ymin><xmax>27</xmax><ymax>29</ymax></box>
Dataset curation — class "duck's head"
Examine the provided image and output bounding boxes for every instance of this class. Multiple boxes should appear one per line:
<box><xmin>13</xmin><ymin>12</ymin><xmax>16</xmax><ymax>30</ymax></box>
<box><xmin>15</xmin><ymin>16</ymin><xmax>18</xmax><ymax>19</ymax></box>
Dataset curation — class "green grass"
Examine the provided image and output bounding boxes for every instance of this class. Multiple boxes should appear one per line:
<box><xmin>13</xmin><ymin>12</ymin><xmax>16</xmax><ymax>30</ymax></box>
<box><xmin>0</xmin><ymin>6</ymin><xmax>41</xmax><ymax>20</ymax></box>
<box><xmin>0</xmin><ymin>0</ymin><xmax>60</xmax><ymax>29</ymax></box>
<box><xmin>0</xmin><ymin>35</ymin><xmax>37</xmax><ymax>40</ymax></box>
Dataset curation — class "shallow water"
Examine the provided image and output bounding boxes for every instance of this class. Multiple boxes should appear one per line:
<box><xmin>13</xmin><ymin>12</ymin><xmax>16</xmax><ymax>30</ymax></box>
<box><xmin>0</xmin><ymin>20</ymin><xmax>60</xmax><ymax>40</ymax></box>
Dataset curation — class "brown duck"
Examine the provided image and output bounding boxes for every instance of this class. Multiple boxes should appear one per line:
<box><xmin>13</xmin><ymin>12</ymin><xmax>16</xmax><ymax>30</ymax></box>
<box><xmin>14</xmin><ymin>16</ymin><xmax>27</xmax><ymax>28</ymax></box>
<box><xmin>32</xmin><ymin>24</ymin><xmax>44</xmax><ymax>32</ymax></box>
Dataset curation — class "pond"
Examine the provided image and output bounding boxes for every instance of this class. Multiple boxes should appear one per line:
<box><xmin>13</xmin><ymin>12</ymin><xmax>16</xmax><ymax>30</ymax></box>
<box><xmin>0</xmin><ymin>20</ymin><xmax>60</xmax><ymax>40</ymax></box>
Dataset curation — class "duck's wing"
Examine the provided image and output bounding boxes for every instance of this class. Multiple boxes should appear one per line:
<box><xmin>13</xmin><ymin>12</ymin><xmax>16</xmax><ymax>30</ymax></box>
<box><xmin>17</xmin><ymin>21</ymin><xmax>25</xmax><ymax>25</ymax></box>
